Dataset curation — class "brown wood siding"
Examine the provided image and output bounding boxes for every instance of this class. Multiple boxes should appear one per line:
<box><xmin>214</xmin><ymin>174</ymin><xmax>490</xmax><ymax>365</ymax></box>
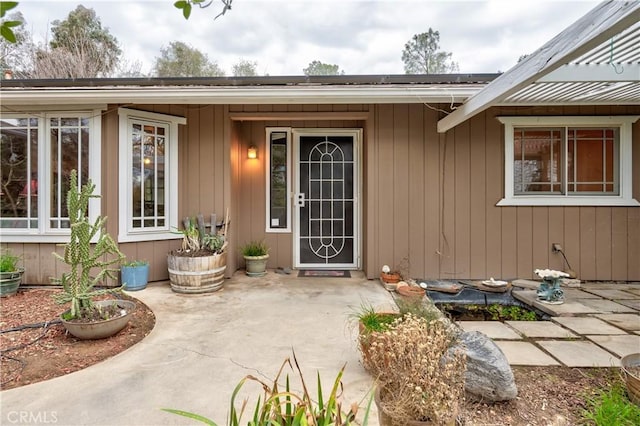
<box><xmin>5</xmin><ymin>103</ymin><xmax>639</xmax><ymax>285</ymax></box>
<box><xmin>366</xmin><ymin>104</ymin><xmax>640</xmax><ymax>282</ymax></box>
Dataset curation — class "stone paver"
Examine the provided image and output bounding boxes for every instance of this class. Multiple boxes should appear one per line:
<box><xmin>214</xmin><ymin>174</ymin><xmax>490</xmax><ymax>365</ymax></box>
<box><xmin>512</xmin><ymin>279</ymin><xmax>541</xmax><ymax>290</ymax></box>
<box><xmin>583</xmin><ymin>289</ymin><xmax>638</xmax><ymax>300</ymax></box>
<box><xmin>513</xmin><ymin>290</ymin><xmax>600</xmax><ymax>316</ymax></box>
<box><xmin>623</xmin><ymin>288</ymin><xmax>640</xmax><ymax>297</ymax></box>
<box><xmin>494</xmin><ymin>341</ymin><xmax>560</xmax><ymax>366</ymax></box>
<box><xmin>595</xmin><ymin>313</ymin><xmax>640</xmax><ymax>332</ymax></box>
<box><xmin>537</xmin><ymin>341</ymin><xmax>620</xmax><ymax>367</ymax></box>
<box><xmin>576</xmin><ymin>298</ymin><xmax>637</xmax><ymax>313</ymax></box>
<box><xmin>562</xmin><ymin>289</ymin><xmax>600</xmax><ymax>299</ymax></box>
<box><xmin>552</xmin><ymin>316</ymin><xmax>627</xmax><ymax>335</ymax></box>
<box><xmin>457</xmin><ymin>321</ymin><xmax>522</xmax><ymax>339</ymax></box>
<box><xmin>505</xmin><ymin>321</ymin><xmax>577</xmax><ymax>338</ymax></box>
<box><xmin>587</xmin><ymin>335</ymin><xmax>640</xmax><ymax>358</ymax></box>
<box><xmin>617</xmin><ymin>299</ymin><xmax>640</xmax><ymax>311</ymax></box>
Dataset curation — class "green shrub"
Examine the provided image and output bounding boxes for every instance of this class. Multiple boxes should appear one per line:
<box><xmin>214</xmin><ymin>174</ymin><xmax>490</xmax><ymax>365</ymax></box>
<box><xmin>0</xmin><ymin>249</ymin><xmax>20</xmax><ymax>272</ymax></box>
<box><xmin>582</xmin><ymin>382</ymin><xmax>640</xmax><ymax>425</ymax></box>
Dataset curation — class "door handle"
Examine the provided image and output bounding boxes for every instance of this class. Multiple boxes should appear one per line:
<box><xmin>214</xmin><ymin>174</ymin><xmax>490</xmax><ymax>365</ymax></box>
<box><xmin>295</xmin><ymin>193</ymin><xmax>306</xmax><ymax>207</ymax></box>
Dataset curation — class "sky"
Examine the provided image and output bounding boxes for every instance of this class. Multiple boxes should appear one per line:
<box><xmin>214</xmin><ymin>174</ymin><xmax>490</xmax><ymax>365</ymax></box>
<box><xmin>15</xmin><ymin>0</ymin><xmax>602</xmax><ymax>76</ymax></box>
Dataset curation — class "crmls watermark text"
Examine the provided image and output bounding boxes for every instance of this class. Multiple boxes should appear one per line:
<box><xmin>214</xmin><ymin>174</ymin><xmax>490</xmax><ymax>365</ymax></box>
<box><xmin>6</xmin><ymin>411</ymin><xmax>58</xmax><ymax>424</ymax></box>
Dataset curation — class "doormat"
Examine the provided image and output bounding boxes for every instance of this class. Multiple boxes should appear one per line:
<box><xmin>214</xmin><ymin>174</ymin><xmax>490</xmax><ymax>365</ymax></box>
<box><xmin>298</xmin><ymin>270</ymin><xmax>351</xmax><ymax>278</ymax></box>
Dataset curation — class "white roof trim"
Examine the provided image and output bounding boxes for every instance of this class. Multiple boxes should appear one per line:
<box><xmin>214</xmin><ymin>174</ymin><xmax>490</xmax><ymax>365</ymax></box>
<box><xmin>437</xmin><ymin>0</ymin><xmax>640</xmax><ymax>133</ymax></box>
<box><xmin>0</xmin><ymin>84</ymin><xmax>484</xmax><ymax>106</ymax></box>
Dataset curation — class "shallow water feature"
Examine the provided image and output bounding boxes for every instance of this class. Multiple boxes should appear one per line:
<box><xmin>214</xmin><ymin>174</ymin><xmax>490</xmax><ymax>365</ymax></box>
<box><xmin>424</xmin><ymin>282</ymin><xmax>550</xmax><ymax>321</ymax></box>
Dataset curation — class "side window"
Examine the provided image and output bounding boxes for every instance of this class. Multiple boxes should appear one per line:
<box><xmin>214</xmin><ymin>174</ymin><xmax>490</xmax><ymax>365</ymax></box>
<box><xmin>0</xmin><ymin>111</ymin><xmax>101</xmax><ymax>241</ymax></box>
<box><xmin>118</xmin><ymin>108</ymin><xmax>185</xmax><ymax>242</ymax></box>
<box><xmin>266</xmin><ymin>128</ymin><xmax>291</xmax><ymax>232</ymax></box>
<box><xmin>498</xmin><ymin>116</ymin><xmax>638</xmax><ymax>206</ymax></box>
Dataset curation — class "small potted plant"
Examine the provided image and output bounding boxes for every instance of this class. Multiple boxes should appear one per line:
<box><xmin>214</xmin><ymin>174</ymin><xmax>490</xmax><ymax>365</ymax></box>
<box><xmin>240</xmin><ymin>240</ymin><xmax>269</xmax><ymax>277</ymax></box>
<box><xmin>51</xmin><ymin>170</ymin><xmax>134</xmax><ymax>340</ymax></box>
<box><xmin>0</xmin><ymin>248</ymin><xmax>24</xmax><ymax>297</ymax></box>
<box><xmin>121</xmin><ymin>260</ymin><xmax>150</xmax><ymax>291</ymax></box>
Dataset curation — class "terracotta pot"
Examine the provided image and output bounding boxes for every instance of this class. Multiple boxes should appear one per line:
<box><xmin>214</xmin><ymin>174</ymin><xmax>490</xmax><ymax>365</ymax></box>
<box><xmin>60</xmin><ymin>299</ymin><xmax>135</xmax><ymax>340</ymax></box>
<box><xmin>374</xmin><ymin>387</ymin><xmax>457</xmax><ymax>426</ymax></box>
<box><xmin>396</xmin><ymin>285</ymin><xmax>425</xmax><ymax>298</ymax></box>
<box><xmin>381</xmin><ymin>272</ymin><xmax>401</xmax><ymax>284</ymax></box>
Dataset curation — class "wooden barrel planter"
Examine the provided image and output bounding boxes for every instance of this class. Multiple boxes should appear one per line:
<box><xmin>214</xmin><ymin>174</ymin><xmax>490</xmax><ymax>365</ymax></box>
<box><xmin>621</xmin><ymin>353</ymin><xmax>640</xmax><ymax>405</ymax></box>
<box><xmin>167</xmin><ymin>252</ymin><xmax>227</xmax><ymax>294</ymax></box>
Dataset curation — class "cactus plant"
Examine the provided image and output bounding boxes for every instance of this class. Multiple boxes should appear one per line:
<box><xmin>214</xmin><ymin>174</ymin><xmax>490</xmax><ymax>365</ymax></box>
<box><xmin>52</xmin><ymin>170</ymin><xmax>125</xmax><ymax>319</ymax></box>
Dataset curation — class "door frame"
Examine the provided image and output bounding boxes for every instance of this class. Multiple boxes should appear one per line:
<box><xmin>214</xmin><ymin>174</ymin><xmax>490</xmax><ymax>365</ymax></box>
<box><xmin>292</xmin><ymin>128</ymin><xmax>363</xmax><ymax>270</ymax></box>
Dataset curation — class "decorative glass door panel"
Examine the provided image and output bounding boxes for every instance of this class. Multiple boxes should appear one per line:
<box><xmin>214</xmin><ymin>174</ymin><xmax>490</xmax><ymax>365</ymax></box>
<box><xmin>294</xmin><ymin>131</ymin><xmax>359</xmax><ymax>269</ymax></box>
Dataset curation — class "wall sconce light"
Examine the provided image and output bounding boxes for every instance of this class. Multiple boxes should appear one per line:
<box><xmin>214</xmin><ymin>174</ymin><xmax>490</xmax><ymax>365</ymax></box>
<box><xmin>247</xmin><ymin>145</ymin><xmax>258</xmax><ymax>159</ymax></box>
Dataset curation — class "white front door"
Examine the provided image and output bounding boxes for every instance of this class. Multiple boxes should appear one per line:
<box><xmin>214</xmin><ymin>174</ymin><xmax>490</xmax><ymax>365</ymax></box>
<box><xmin>293</xmin><ymin>129</ymin><xmax>361</xmax><ymax>269</ymax></box>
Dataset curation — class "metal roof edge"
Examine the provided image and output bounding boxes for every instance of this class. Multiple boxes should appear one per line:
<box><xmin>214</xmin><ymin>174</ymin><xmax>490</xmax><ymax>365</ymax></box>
<box><xmin>0</xmin><ymin>73</ymin><xmax>499</xmax><ymax>89</ymax></box>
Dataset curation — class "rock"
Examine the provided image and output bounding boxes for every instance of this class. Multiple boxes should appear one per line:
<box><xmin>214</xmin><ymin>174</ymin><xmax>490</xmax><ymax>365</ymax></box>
<box><xmin>455</xmin><ymin>331</ymin><xmax>518</xmax><ymax>402</ymax></box>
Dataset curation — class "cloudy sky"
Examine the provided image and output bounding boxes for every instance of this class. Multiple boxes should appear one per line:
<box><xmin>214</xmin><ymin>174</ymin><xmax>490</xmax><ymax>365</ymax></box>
<box><xmin>16</xmin><ymin>0</ymin><xmax>601</xmax><ymax>76</ymax></box>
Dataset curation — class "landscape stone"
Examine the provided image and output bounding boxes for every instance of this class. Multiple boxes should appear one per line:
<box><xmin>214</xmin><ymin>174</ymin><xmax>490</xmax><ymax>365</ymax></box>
<box><xmin>455</xmin><ymin>331</ymin><xmax>518</xmax><ymax>402</ymax></box>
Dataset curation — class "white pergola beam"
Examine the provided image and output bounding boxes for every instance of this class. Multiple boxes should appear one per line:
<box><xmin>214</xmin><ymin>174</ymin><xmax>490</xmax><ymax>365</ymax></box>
<box><xmin>538</xmin><ymin>63</ymin><xmax>640</xmax><ymax>82</ymax></box>
<box><xmin>437</xmin><ymin>1</ymin><xmax>640</xmax><ymax>133</ymax></box>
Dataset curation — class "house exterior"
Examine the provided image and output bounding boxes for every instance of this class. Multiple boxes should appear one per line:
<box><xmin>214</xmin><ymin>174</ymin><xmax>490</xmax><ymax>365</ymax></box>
<box><xmin>1</xmin><ymin>1</ymin><xmax>639</xmax><ymax>285</ymax></box>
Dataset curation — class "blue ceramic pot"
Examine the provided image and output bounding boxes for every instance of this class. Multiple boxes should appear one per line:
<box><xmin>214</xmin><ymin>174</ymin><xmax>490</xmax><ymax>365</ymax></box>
<box><xmin>121</xmin><ymin>264</ymin><xmax>149</xmax><ymax>291</ymax></box>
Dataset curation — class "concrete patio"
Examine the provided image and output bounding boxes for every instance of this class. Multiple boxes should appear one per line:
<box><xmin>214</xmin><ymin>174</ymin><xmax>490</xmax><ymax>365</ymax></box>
<box><xmin>1</xmin><ymin>273</ymin><xmax>639</xmax><ymax>425</ymax></box>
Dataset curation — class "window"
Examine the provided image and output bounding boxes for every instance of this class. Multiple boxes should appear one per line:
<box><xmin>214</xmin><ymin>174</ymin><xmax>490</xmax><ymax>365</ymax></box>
<box><xmin>265</xmin><ymin>128</ymin><xmax>291</xmax><ymax>232</ymax></box>
<box><xmin>0</xmin><ymin>111</ymin><xmax>102</xmax><ymax>242</ymax></box>
<box><xmin>118</xmin><ymin>108</ymin><xmax>185</xmax><ymax>242</ymax></box>
<box><xmin>498</xmin><ymin>116</ymin><xmax>639</xmax><ymax>206</ymax></box>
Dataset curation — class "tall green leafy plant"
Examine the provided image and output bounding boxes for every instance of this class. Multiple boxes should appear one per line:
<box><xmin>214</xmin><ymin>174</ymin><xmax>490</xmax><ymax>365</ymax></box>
<box><xmin>163</xmin><ymin>352</ymin><xmax>371</xmax><ymax>425</ymax></box>
<box><xmin>52</xmin><ymin>170</ymin><xmax>125</xmax><ymax>318</ymax></box>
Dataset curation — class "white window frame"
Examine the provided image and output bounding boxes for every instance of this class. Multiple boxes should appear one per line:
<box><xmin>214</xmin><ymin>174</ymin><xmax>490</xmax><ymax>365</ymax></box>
<box><xmin>498</xmin><ymin>116</ymin><xmax>640</xmax><ymax>206</ymax></box>
<box><xmin>265</xmin><ymin>127</ymin><xmax>292</xmax><ymax>233</ymax></box>
<box><xmin>0</xmin><ymin>109</ymin><xmax>103</xmax><ymax>243</ymax></box>
<box><xmin>118</xmin><ymin>108</ymin><xmax>185</xmax><ymax>242</ymax></box>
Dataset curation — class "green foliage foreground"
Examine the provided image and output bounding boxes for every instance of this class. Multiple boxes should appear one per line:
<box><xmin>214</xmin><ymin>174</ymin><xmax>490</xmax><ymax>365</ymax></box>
<box><xmin>582</xmin><ymin>381</ymin><xmax>640</xmax><ymax>426</ymax></box>
<box><xmin>163</xmin><ymin>352</ymin><xmax>372</xmax><ymax>426</ymax></box>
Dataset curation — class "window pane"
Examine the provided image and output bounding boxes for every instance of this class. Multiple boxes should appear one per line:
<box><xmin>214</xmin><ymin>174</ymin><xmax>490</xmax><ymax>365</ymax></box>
<box><xmin>269</xmin><ymin>132</ymin><xmax>288</xmax><ymax>229</ymax></box>
<box><xmin>49</xmin><ymin>116</ymin><xmax>90</xmax><ymax>228</ymax></box>
<box><xmin>0</xmin><ymin>118</ymin><xmax>38</xmax><ymax>229</ymax></box>
<box><xmin>130</xmin><ymin>120</ymin><xmax>167</xmax><ymax>231</ymax></box>
<box><xmin>568</xmin><ymin>128</ymin><xmax>617</xmax><ymax>194</ymax></box>
<box><xmin>513</xmin><ymin>128</ymin><xmax>562</xmax><ymax>194</ymax></box>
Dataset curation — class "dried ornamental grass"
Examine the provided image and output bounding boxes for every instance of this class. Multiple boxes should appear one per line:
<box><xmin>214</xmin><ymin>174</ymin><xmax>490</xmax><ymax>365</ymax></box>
<box><xmin>365</xmin><ymin>314</ymin><xmax>466</xmax><ymax>425</ymax></box>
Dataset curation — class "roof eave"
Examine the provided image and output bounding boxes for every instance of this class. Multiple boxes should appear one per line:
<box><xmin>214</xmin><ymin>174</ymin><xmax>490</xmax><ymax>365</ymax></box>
<box><xmin>0</xmin><ymin>84</ymin><xmax>486</xmax><ymax>106</ymax></box>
